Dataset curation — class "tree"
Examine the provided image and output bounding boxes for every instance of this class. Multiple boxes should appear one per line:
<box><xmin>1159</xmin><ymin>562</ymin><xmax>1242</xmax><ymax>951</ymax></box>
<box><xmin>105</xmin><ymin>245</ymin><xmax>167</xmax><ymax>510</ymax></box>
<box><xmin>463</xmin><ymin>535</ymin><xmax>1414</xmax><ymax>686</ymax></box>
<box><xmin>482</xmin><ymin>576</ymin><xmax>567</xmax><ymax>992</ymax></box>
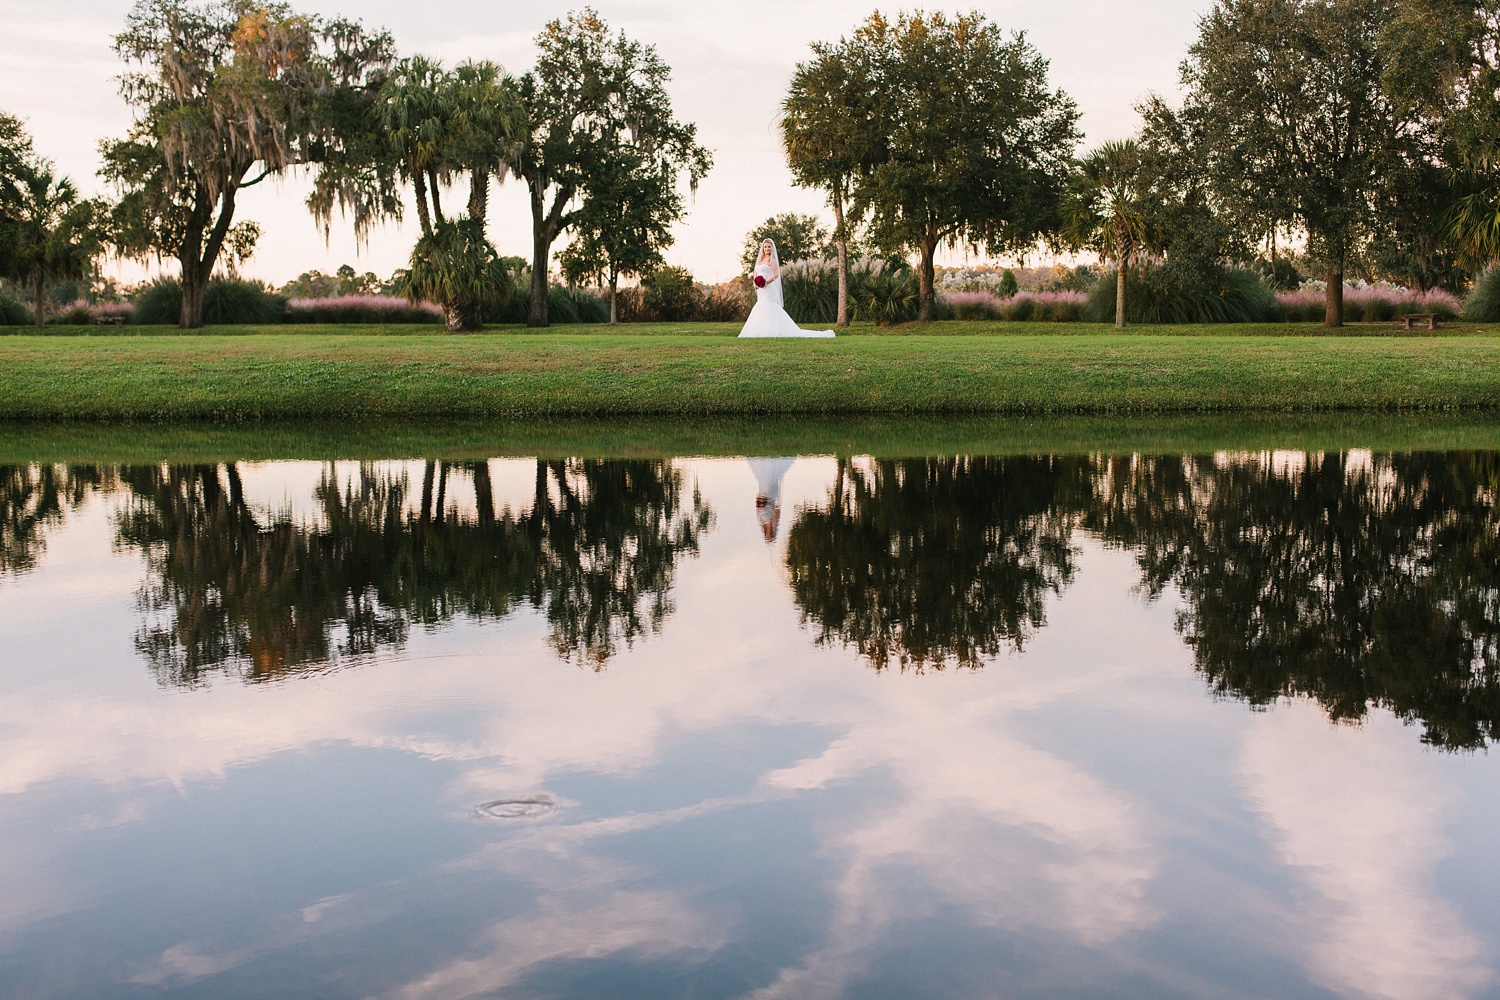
<box><xmin>850</xmin><ymin>12</ymin><xmax>1080</xmax><ymax>322</ymax></box>
<box><xmin>1380</xmin><ymin>1</ymin><xmax>1500</xmax><ymax>266</ymax></box>
<box><xmin>101</xmin><ymin>0</ymin><xmax>394</xmax><ymax>329</ymax></box>
<box><xmin>515</xmin><ymin>9</ymin><xmax>710</xmax><ymax>327</ymax></box>
<box><xmin>404</xmin><ymin>218</ymin><xmax>512</xmax><ymax>331</ymax></box>
<box><xmin>1177</xmin><ymin>0</ymin><xmax>1420</xmax><ymax>326</ymax></box>
<box><xmin>787</xmin><ymin>456</ymin><xmax>1088</xmax><ymax>671</ymax></box>
<box><xmin>0</xmin><ymin>116</ymin><xmax>104</xmax><ymax>327</ymax></box>
<box><xmin>1061</xmin><ymin>140</ymin><xmax>1154</xmax><ymax>329</ymax></box>
<box><xmin>783</xmin><ymin>46</ymin><xmax>877</xmax><ymax>327</ymax></box>
<box><xmin>739</xmin><ymin>214</ymin><xmax>832</xmax><ymax>272</ymax></box>
<box><xmin>1089</xmin><ymin>451</ymin><xmax>1500</xmax><ymax>750</ymax></box>
<box><xmin>446</xmin><ymin>60</ymin><xmax>525</xmax><ymax>225</ymax></box>
<box><xmin>559</xmin><ymin>144</ymin><xmax>693</xmax><ymax>325</ymax></box>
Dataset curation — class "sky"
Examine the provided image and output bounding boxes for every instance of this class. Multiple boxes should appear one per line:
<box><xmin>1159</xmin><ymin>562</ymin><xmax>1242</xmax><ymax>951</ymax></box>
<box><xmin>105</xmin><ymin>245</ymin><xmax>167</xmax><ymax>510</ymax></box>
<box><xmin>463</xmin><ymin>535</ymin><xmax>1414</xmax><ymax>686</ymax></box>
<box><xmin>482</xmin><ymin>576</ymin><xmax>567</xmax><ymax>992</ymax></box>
<box><xmin>0</xmin><ymin>0</ymin><xmax>1210</xmax><ymax>286</ymax></box>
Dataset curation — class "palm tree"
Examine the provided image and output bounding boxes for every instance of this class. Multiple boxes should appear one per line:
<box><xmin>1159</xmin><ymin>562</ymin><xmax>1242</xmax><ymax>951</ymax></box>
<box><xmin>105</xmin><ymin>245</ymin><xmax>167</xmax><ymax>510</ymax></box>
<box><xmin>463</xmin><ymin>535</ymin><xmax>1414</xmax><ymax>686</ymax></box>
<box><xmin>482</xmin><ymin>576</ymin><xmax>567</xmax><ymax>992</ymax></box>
<box><xmin>1</xmin><ymin>161</ymin><xmax>99</xmax><ymax>327</ymax></box>
<box><xmin>445</xmin><ymin>60</ymin><xmax>525</xmax><ymax>225</ymax></box>
<box><xmin>404</xmin><ymin>218</ymin><xmax>512</xmax><ymax>331</ymax></box>
<box><xmin>375</xmin><ymin>56</ymin><xmax>452</xmax><ymax>237</ymax></box>
<box><xmin>1062</xmin><ymin>140</ymin><xmax>1153</xmax><ymax>329</ymax></box>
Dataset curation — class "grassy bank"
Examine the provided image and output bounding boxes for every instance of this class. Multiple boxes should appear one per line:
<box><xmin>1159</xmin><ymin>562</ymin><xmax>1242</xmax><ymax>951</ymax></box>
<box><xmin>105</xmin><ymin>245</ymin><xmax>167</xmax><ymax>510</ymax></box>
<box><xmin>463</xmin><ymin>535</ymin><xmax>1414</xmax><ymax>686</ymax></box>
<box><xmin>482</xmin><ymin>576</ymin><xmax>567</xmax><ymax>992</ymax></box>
<box><xmin>4</xmin><ymin>412</ymin><xmax>1500</xmax><ymax>465</ymax></box>
<box><xmin>2</xmin><ymin>323</ymin><xmax>1500</xmax><ymax>421</ymax></box>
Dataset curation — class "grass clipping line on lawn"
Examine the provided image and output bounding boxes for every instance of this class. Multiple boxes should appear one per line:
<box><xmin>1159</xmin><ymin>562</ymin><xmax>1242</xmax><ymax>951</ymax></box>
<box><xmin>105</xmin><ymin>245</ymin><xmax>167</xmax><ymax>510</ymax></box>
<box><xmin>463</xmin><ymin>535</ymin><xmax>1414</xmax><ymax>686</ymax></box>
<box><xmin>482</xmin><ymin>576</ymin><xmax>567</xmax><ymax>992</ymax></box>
<box><xmin>0</xmin><ymin>332</ymin><xmax>1498</xmax><ymax>420</ymax></box>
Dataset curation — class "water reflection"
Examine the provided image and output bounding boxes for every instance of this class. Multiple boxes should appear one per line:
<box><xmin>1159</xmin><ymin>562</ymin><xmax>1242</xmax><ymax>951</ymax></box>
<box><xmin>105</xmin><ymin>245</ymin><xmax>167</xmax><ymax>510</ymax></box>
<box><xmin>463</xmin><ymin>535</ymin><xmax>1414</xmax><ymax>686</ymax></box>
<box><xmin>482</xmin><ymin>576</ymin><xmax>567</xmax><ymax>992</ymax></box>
<box><xmin>787</xmin><ymin>456</ymin><xmax>1091</xmax><ymax>671</ymax></box>
<box><xmin>4</xmin><ymin>451</ymin><xmax>1499</xmax><ymax>749</ymax></box>
<box><xmin>0</xmin><ymin>464</ymin><xmax>111</xmax><ymax>578</ymax></box>
<box><xmin>115</xmin><ymin>459</ymin><xmax>713</xmax><ymax>684</ymax></box>
<box><xmin>2</xmin><ymin>446</ymin><xmax>1500</xmax><ymax>999</ymax></box>
<box><xmin>1090</xmin><ymin>452</ymin><xmax>1500</xmax><ymax>749</ymax></box>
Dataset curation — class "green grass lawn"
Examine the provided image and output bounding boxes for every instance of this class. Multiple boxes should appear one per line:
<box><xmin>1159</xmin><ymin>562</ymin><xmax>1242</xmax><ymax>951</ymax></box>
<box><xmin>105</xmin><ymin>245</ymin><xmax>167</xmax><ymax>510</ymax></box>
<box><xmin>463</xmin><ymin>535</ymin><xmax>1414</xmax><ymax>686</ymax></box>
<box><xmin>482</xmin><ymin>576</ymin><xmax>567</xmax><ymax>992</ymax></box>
<box><xmin>2</xmin><ymin>320</ymin><xmax>1500</xmax><ymax>421</ymax></box>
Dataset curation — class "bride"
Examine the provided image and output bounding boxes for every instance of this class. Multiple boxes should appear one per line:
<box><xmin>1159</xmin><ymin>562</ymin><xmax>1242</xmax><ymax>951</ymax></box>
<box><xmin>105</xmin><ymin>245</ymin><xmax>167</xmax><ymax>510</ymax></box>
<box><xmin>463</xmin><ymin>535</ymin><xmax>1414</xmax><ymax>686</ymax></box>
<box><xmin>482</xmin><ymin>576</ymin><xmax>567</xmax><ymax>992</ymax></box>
<box><xmin>739</xmin><ymin>239</ymin><xmax>835</xmax><ymax>338</ymax></box>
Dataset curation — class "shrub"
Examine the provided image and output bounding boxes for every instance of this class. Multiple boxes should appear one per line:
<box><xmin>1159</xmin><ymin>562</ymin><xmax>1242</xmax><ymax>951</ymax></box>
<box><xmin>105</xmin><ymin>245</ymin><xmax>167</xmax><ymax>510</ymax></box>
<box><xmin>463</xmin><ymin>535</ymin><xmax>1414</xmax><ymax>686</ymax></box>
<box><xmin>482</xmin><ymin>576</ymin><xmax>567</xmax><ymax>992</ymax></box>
<box><xmin>780</xmin><ymin>259</ymin><xmax>921</xmax><ymax>325</ymax></box>
<box><xmin>132</xmin><ymin>277</ymin><xmax>287</xmax><ymax>326</ymax></box>
<box><xmin>483</xmin><ymin>285</ymin><xmax>609</xmax><ymax>325</ymax></box>
<box><xmin>406</xmin><ymin>219</ymin><xmax>512</xmax><ymax>331</ymax></box>
<box><xmin>998</xmin><ymin>269</ymin><xmax>1018</xmax><ymax>298</ymax></box>
<box><xmin>0</xmin><ymin>294</ymin><xmax>32</xmax><ymax>325</ymax></box>
<box><xmin>286</xmin><ymin>295</ymin><xmax>442</xmax><ymax>324</ymax></box>
<box><xmin>1085</xmin><ymin>266</ymin><xmax>1276</xmax><ymax>324</ymax></box>
<box><xmin>1463</xmin><ymin>267</ymin><xmax>1500</xmax><ymax>322</ymax></box>
<box><xmin>641</xmin><ymin>266</ymin><xmax>702</xmax><ymax>321</ymax></box>
<box><xmin>1279</xmin><ymin>285</ymin><xmax>1461</xmax><ymax>323</ymax></box>
<box><xmin>698</xmin><ymin>284</ymin><xmax>752</xmax><ymax>322</ymax></box>
<box><xmin>50</xmin><ymin>300</ymin><xmax>94</xmax><ymax>325</ymax></box>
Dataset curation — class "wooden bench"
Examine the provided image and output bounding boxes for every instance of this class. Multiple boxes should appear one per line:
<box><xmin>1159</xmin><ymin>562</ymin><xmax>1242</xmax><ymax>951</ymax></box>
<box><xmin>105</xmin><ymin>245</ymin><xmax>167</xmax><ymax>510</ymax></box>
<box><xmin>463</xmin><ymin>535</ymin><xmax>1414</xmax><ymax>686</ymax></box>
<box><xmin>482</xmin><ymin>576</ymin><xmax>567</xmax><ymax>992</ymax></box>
<box><xmin>94</xmin><ymin>314</ymin><xmax>125</xmax><ymax>326</ymax></box>
<box><xmin>1402</xmin><ymin>312</ymin><xmax>1439</xmax><ymax>331</ymax></box>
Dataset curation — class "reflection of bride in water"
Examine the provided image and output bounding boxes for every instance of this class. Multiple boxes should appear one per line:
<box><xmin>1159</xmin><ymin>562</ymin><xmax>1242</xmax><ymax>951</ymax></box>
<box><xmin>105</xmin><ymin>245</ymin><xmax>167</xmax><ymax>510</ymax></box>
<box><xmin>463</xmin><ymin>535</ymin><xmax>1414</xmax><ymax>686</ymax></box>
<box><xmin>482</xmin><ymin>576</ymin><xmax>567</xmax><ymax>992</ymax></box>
<box><xmin>739</xmin><ymin>239</ymin><xmax>836</xmax><ymax>339</ymax></box>
<box><xmin>748</xmin><ymin>457</ymin><xmax>796</xmax><ymax>542</ymax></box>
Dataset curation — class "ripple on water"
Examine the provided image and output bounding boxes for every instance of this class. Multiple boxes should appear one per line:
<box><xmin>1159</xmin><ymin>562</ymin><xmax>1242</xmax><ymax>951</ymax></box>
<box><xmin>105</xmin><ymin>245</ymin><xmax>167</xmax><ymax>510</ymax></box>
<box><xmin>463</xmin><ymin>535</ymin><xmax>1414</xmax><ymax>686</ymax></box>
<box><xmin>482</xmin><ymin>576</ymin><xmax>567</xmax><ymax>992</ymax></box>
<box><xmin>473</xmin><ymin>796</ymin><xmax>558</xmax><ymax>820</ymax></box>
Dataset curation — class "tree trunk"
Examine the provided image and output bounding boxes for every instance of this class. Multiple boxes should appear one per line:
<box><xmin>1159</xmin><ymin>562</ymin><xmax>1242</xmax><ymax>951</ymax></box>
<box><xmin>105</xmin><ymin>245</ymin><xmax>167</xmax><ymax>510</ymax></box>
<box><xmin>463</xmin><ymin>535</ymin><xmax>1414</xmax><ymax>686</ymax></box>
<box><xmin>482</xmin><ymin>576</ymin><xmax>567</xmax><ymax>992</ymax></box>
<box><xmin>916</xmin><ymin>237</ymin><xmax>937</xmax><ymax>323</ymax></box>
<box><xmin>428</xmin><ymin>170</ymin><xmax>445</xmax><ymax>226</ymax></box>
<box><xmin>1115</xmin><ymin>262</ymin><xmax>1126</xmax><ymax>330</ymax></box>
<box><xmin>413</xmin><ymin>173</ymin><xmax>433</xmax><ymax>237</ymax></box>
<box><xmin>472</xmin><ymin>461</ymin><xmax>495</xmax><ymax>525</ymax></box>
<box><xmin>420</xmin><ymin>460</ymin><xmax>435</xmax><ymax>523</ymax></box>
<box><xmin>524</xmin><ymin>170</ymin><xmax>570</xmax><ymax>329</ymax></box>
<box><xmin>33</xmin><ymin>277</ymin><xmax>45</xmax><ymax>328</ymax></box>
<box><xmin>609</xmin><ymin>274</ymin><xmax>618</xmax><ymax>325</ymax></box>
<box><xmin>434</xmin><ymin>461</ymin><xmax>448</xmax><ymax>524</ymax></box>
<box><xmin>468</xmin><ymin>168</ymin><xmax>489</xmax><ymax>223</ymax></box>
<box><xmin>529</xmin><ymin>223</ymin><xmax>550</xmax><ymax>328</ymax></box>
<box><xmin>1324</xmin><ymin>266</ymin><xmax>1343</xmax><ymax>328</ymax></box>
<box><xmin>1115</xmin><ymin>230</ymin><xmax>1129</xmax><ymax>329</ymax></box>
<box><xmin>832</xmin><ymin>191</ymin><xmax>849</xmax><ymax>327</ymax></box>
<box><xmin>180</xmin><ymin>257</ymin><xmax>208</xmax><ymax>330</ymax></box>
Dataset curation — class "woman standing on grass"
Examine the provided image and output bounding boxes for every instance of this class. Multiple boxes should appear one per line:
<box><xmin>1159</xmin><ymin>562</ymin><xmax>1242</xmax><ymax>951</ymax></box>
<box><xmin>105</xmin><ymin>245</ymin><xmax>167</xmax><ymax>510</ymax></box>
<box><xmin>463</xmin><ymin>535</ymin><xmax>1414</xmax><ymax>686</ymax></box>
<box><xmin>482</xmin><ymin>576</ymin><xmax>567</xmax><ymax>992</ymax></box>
<box><xmin>738</xmin><ymin>239</ymin><xmax>836</xmax><ymax>338</ymax></box>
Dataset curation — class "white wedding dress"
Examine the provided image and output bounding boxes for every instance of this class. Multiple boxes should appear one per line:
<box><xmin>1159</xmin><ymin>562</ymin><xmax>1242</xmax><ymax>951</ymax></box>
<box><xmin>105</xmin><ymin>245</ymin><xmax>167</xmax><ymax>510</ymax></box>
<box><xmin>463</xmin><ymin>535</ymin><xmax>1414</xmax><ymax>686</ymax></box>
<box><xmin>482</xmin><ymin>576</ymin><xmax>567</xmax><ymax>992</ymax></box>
<box><xmin>738</xmin><ymin>240</ymin><xmax>835</xmax><ymax>338</ymax></box>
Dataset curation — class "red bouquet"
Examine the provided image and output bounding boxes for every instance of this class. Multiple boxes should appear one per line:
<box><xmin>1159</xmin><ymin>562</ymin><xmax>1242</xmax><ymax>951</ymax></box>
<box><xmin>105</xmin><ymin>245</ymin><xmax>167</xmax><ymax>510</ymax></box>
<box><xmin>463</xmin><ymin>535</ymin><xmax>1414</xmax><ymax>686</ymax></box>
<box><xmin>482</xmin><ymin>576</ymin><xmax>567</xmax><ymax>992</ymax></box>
<box><xmin>753</xmin><ymin>274</ymin><xmax>767</xmax><ymax>288</ymax></box>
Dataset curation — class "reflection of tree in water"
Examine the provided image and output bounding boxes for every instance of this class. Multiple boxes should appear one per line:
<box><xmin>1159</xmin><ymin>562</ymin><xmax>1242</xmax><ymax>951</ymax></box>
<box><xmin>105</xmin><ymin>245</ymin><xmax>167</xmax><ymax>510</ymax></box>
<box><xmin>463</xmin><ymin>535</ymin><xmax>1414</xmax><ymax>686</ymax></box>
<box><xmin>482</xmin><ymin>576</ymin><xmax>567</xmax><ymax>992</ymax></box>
<box><xmin>115</xmin><ymin>459</ymin><xmax>712</xmax><ymax>686</ymax></box>
<box><xmin>786</xmin><ymin>457</ymin><xmax>1090</xmax><ymax>671</ymax></box>
<box><xmin>0</xmin><ymin>465</ymin><xmax>113</xmax><ymax>579</ymax></box>
<box><xmin>1089</xmin><ymin>452</ymin><xmax>1500</xmax><ymax>749</ymax></box>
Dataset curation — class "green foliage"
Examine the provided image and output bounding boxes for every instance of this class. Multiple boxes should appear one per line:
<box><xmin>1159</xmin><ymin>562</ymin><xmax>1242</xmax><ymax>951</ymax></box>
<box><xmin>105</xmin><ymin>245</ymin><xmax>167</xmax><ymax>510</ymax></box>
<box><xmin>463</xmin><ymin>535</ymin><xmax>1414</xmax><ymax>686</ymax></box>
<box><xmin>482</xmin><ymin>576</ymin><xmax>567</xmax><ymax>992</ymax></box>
<box><xmin>1036</xmin><ymin>265</ymin><xmax>1100</xmax><ymax>293</ymax></box>
<box><xmin>485</xmin><ymin>285</ymin><xmax>608</xmax><ymax>325</ymax></box>
<box><xmin>102</xmin><ymin>0</ymin><xmax>394</xmax><ymax>328</ymax></box>
<box><xmin>845</xmin><ymin>11</ymin><xmax>1082</xmax><ymax>320</ymax></box>
<box><xmin>740</xmin><ymin>214</ymin><xmax>832</xmax><ymax>272</ymax></box>
<box><xmin>405</xmin><ymin>219</ymin><xmax>512</xmax><ymax>331</ymax></box>
<box><xmin>0</xmin><ymin>292</ymin><xmax>30</xmax><ymax>325</ymax></box>
<box><xmin>132</xmin><ymin>277</ymin><xmax>287</xmax><ymax>325</ymax></box>
<box><xmin>373</xmin><ymin>56</ymin><xmax>524</xmax><ymax>235</ymax></box>
<box><xmin>1084</xmin><ymin>266</ymin><xmax>1276</xmax><ymax>324</ymax></box>
<box><xmin>641</xmin><ymin>266</ymin><xmax>701</xmax><ymax>322</ymax></box>
<box><xmin>1175</xmin><ymin>0</ymin><xmax>1419</xmax><ymax>325</ymax></box>
<box><xmin>0</xmin><ymin>113</ymin><xmax>103</xmax><ymax>327</ymax></box>
<box><xmin>279</xmin><ymin>265</ymin><xmax>386</xmax><ymax>299</ymax></box>
<box><xmin>780</xmin><ymin>260</ymin><xmax>920</xmax><ymax>325</ymax></box>
<box><xmin>559</xmin><ymin>142</ymin><xmax>694</xmax><ymax>322</ymax></box>
<box><xmin>516</xmin><ymin>9</ymin><xmax>711</xmax><ymax>327</ymax></box>
<box><xmin>998</xmin><ymin>269</ymin><xmax>1019</xmax><ymax>298</ymax></box>
<box><xmin>1463</xmin><ymin>266</ymin><xmax>1500</xmax><ymax>322</ymax></box>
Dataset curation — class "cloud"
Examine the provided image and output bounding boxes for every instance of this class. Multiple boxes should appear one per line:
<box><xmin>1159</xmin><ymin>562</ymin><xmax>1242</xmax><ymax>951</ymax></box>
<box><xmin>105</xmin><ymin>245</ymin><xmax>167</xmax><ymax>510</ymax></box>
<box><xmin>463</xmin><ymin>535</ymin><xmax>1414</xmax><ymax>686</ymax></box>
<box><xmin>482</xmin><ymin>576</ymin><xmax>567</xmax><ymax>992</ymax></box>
<box><xmin>1239</xmin><ymin>704</ymin><xmax>1492</xmax><ymax>1000</ymax></box>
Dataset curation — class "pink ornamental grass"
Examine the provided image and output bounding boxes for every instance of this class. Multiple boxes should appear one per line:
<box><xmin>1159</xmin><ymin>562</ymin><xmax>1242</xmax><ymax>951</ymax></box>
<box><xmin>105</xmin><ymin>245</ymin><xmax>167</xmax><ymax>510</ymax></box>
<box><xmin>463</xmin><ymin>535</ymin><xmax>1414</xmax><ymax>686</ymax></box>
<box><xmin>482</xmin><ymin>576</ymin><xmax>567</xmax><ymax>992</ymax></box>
<box><xmin>941</xmin><ymin>289</ymin><xmax>1087</xmax><ymax>321</ymax></box>
<box><xmin>90</xmin><ymin>301</ymin><xmax>134</xmax><ymax>321</ymax></box>
<box><xmin>286</xmin><ymin>295</ymin><xmax>443</xmax><ymax>324</ymax></box>
<box><xmin>1276</xmin><ymin>286</ymin><xmax>1460</xmax><ymax>323</ymax></box>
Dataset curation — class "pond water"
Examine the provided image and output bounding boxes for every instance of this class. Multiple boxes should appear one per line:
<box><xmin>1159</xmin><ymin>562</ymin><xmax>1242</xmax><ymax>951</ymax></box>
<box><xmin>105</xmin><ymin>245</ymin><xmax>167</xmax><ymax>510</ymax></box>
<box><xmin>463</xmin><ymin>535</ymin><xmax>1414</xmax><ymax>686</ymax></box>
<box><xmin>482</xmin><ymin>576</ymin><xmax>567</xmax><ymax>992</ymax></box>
<box><xmin>1</xmin><ymin>445</ymin><xmax>1499</xmax><ymax>999</ymax></box>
